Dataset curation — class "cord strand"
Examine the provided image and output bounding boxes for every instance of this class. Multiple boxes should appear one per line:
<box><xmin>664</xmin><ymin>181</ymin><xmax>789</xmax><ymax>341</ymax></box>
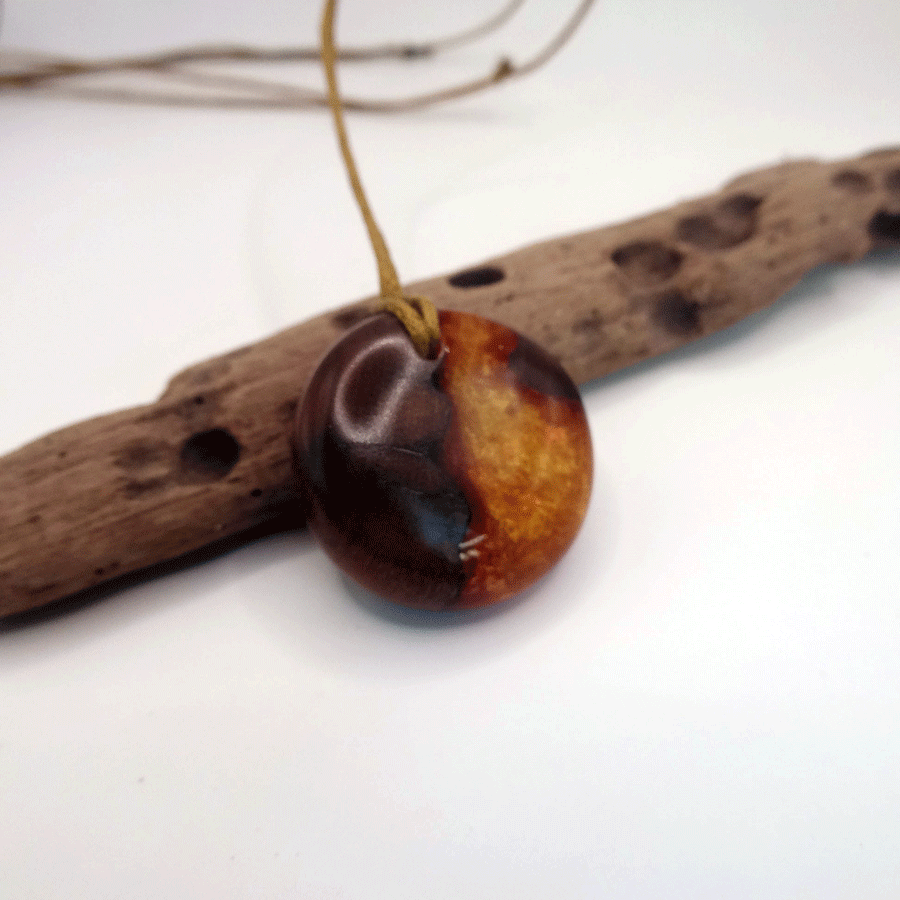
<box><xmin>321</xmin><ymin>0</ymin><xmax>441</xmax><ymax>358</ymax></box>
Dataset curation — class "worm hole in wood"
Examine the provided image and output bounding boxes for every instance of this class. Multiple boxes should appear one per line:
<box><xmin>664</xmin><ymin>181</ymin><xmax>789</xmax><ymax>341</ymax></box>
<box><xmin>611</xmin><ymin>240</ymin><xmax>683</xmax><ymax>282</ymax></box>
<box><xmin>868</xmin><ymin>210</ymin><xmax>900</xmax><ymax>244</ymax></box>
<box><xmin>676</xmin><ymin>193</ymin><xmax>762</xmax><ymax>250</ymax></box>
<box><xmin>831</xmin><ymin>170</ymin><xmax>873</xmax><ymax>193</ymax></box>
<box><xmin>653</xmin><ymin>289</ymin><xmax>703</xmax><ymax>336</ymax></box>
<box><xmin>448</xmin><ymin>266</ymin><xmax>505</xmax><ymax>288</ymax></box>
<box><xmin>179</xmin><ymin>428</ymin><xmax>241</xmax><ymax>479</ymax></box>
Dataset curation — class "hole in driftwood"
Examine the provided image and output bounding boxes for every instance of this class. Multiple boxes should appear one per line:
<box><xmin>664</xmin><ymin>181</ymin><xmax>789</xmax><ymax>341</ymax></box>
<box><xmin>718</xmin><ymin>193</ymin><xmax>762</xmax><ymax>219</ymax></box>
<box><xmin>653</xmin><ymin>289</ymin><xmax>702</xmax><ymax>336</ymax></box>
<box><xmin>448</xmin><ymin>265</ymin><xmax>505</xmax><ymax>288</ymax></box>
<box><xmin>676</xmin><ymin>193</ymin><xmax>762</xmax><ymax>250</ymax></box>
<box><xmin>180</xmin><ymin>428</ymin><xmax>241</xmax><ymax>479</ymax></box>
<box><xmin>832</xmin><ymin>170</ymin><xmax>873</xmax><ymax>193</ymax></box>
<box><xmin>868</xmin><ymin>209</ymin><xmax>900</xmax><ymax>244</ymax></box>
<box><xmin>611</xmin><ymin>240</ymin><xmax>683</xmax><ymax>282</ymax></box>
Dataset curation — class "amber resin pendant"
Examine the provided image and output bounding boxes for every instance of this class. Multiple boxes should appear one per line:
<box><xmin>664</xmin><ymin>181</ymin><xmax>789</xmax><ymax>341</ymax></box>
<box><xmin>295</xmin><ymin>309</ymin><xmax>592</xmax><ymax>610</ymax></box>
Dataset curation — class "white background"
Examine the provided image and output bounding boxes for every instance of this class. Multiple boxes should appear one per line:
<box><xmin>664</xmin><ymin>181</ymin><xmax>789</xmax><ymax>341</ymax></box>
<box><xmin>2</xmin><ymin>2</ymin><xmax>900</xmax><ymax>897</ymax></box>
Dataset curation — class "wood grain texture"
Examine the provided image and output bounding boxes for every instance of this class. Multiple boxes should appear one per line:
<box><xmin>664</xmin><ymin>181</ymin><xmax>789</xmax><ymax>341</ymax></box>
<box><xmin>2</xmin><ymin>146</ymin><xmax>899</xmax><ymax>617</ymax></box>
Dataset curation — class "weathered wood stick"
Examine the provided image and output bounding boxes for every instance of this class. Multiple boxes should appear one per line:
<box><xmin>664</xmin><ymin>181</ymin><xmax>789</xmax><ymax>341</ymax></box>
<box><xmin>2</xmin><ymin>147</ymin><xmax>899</xmax><ymax>617</ymax></box>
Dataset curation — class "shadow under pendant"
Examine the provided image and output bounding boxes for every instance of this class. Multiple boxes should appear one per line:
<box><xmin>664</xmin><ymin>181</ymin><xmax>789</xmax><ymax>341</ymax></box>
<box><xmin>295</xmin><ymin>309</ymin><xmax>593</xmax><ymax>610</ymax></box>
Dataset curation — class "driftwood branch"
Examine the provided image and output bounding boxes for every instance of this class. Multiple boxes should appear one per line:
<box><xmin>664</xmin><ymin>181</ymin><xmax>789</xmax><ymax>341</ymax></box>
<box><xmin>2</xmin><ymin>147</ymin><xmax>899</xmax><ymax>618</ymax></box>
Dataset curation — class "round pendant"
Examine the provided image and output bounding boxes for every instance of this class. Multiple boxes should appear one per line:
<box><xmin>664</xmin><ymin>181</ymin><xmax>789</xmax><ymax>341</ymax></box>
<box><xmin>294</xmin><ymin>310</ymin><xmax>592</xmax><ymax>610</ymax></box>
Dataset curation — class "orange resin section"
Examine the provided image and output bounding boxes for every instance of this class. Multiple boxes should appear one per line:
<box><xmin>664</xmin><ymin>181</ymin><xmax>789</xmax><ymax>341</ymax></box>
<box><xmin>439</xmin><ymin>310</ymin><xmax>592</xmax><ymax>607</ymax></box>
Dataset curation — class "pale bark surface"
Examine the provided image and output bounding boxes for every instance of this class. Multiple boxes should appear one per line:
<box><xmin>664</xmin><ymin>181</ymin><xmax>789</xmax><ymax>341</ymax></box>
<box><xmin>2</xmin><ymin>147</ymin><xmax>899</xmax><ymax>617</ymax></box>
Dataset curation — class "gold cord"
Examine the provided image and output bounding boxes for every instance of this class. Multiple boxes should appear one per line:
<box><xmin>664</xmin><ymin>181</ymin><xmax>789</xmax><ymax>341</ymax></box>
<box><xmin>321</xmin><ymin>0</ymin><xmax>441</xmax><ymax>358</ymax></box>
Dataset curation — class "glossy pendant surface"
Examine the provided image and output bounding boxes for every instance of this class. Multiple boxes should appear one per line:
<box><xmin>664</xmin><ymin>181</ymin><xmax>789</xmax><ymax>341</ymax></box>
<box><xmin>295</xmin><ymin>310</ymin><xmax>592</xmax><ymax>610</ymax></box>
